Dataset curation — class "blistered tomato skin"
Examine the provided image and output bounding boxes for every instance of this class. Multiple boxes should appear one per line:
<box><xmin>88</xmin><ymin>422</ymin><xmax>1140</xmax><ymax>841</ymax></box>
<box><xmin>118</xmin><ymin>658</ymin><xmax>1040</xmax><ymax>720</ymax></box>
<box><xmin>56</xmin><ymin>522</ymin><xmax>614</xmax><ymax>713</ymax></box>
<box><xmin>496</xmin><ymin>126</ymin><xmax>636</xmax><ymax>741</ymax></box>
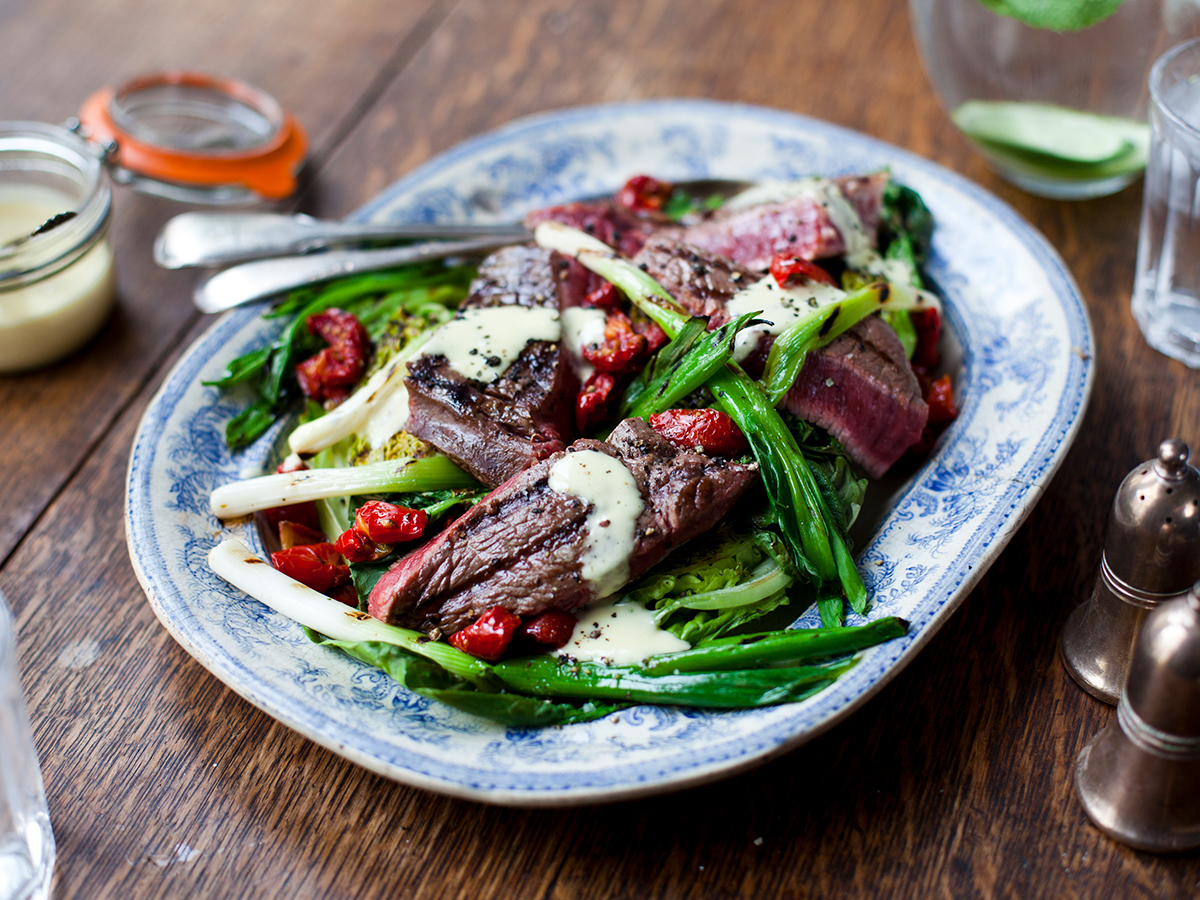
<box><xmin>581</xmin><ymin>310</ymin><xmax>648</xmax><ymax>375</ymax></box>
<box><xmin>335</xmin><ymin>528</ymin><xmax>389</xmax><ymax>564</ymax></box>
<box><xmin>278</xmin><ymin>521</ymin><xmax>327</xmax><ymax>549</ymax></box>
<box><xmin>925</xmin><ymin>374</ymin><xmax>958</xmax><ymax>427</ymax></box>
<box><xmin>769</xmin><ymin>254</ymin><xmax>838</xmax><ymax>289</ymax></box>
<box><xmin>295</xmin><ymin>308</ymin><xmax>370</xmax><ymax>406</ymax></box>
<box><xmin>650</xmin><ymin>409</ymin><xmax>751</xmax><ymax>457</ymax></box>
<box><xmin>576</xmin><ymin>372</ymin><xmax>616</xmax><ymax>433</ymax></box>
<box><xmin>354</xmin><ymin>501</ymin><xmax>428</xmax><ymax>544</ymax></box>
<box><xmin>582</xmin><ymin>281</ymin><xmax>620</xmax><ymax>310</ymax></box>
<box><xmin>270</xmin><ymin>543</ymin><xmax>350</xmax><ymax>594</ymax></box>
<box><xmin>912</xmin><ymin>308</ymin><xmax>942</xmax><ymax>371</ymax></box>
<box><xmin>518</xmin><ymin>610</ymin><xmax>577</xmax><ymax>649</ymax></box>
<box><xmin>448</xmin><ymin>606</ymin><xmax>522</xmax><ymax>661</ymax></box>
<box><xmin>616</xmin><ymin>175</ymin><xmax>672</xmax><ymax>212</ymax></box>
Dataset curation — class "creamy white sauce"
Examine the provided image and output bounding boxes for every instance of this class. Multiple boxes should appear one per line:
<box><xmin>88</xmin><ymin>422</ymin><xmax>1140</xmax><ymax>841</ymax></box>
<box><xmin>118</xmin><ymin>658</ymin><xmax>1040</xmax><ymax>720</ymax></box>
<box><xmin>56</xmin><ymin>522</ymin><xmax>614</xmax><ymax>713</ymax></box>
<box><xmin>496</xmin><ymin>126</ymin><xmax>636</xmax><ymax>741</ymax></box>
<box><xmin>555</xmin><ymin>597</ymin><xmax>689</xmax><ymax>666</ymax></box>
<box><xmin>725</xmin><ymin>275</ymin><xmax>846</xmax><ymax>361</ymax></box>
<box><xmin>0</xmin><ymin>185</ymin><xmax>116</xmax><ymax>372</ymax></box>
<box><xmin>419</xmin><ymin>306</ymin><xmax>560</xmax><ymax>383</ymax></box>
<box><xmin>561</xmin><ymin>305</ymin><xmax>608</xmax><ymax>382</ymax></box>
<box><xmin>362</xmin><ymin>380</ymin><xmax>411</xmax><ymax>449</ymax></box>
<box><xmin>548</xmin><ymin>449</ymin><xmax>644</xmax><ymax>599</ymax></box>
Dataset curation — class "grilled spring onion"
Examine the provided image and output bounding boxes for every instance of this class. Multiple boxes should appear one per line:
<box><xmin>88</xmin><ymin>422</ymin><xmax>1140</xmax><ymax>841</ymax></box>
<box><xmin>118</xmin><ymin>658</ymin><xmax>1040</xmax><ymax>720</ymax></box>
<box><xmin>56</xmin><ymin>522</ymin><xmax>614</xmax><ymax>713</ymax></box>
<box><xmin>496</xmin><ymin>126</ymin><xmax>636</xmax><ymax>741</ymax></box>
<box><xmin>209</xmin><ymin>455</ymin><xmax>478</xmax><ymax>519</ymax></box>
<box><xmin>209</xmin><ymin>538</ymin><xmax>906</xmax><ymax>722</ymax></box>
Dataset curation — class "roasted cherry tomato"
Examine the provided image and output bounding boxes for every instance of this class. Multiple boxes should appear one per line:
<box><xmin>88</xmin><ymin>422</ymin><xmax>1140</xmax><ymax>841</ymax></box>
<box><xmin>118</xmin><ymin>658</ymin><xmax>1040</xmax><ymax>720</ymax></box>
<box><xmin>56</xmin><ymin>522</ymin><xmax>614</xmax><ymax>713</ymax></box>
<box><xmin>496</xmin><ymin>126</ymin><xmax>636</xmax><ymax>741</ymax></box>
<box><xmin>295</xmin><ymin>308</ymin><xmax>370</xmax><ymax>406</ymax></box>
<box><xmin>911</xmin><ymin>307</ymin><xmax>942</xmax><ymax>371</ymax></box>
<box><xmin>270</xmin><ymin>543</ymin><xmax>349</xmax><ymax>594</ymax></box>
<box><xmin>925</xmin><ymin>373</ymin><xmax>958</xmax><ymax>427</ymax></box>
<box><xmin>353</xmin><ymin>501</ymin><xmax>428</xmax><ymax>544</ymax></box>
<box><xmin>630</xmin><ymin>312</ymin><xmax>669</xmax><ymax>354</ymax></box>
<box><xmin>334</xmin><ymin>527</ymin><xmax>390</xmax><ymax>564</ymax></box>
<box><xmin>448</xmin><ymin>606</ymin><xmax>522</xmax><ymax>661</ymax></box>
<box><xmin>582</xmin><ymin>281</ymin><xmax>620</xmax><ymax>310</ymax></box>
<box><xmin>517</xmin><ymin>610</ymin><xmax>577</xmax><ymax>650</ymax></box>
<box><xmin>649</xmin><ymin>408</ymin><xmax>751</xmax><ymax>457</ymax></box>
<box><xmin>769</xmin><ymin>254</ymin><xmax>838</xmax><ymax>289</ymax></box>
<box><xmin>576</xmin><ymin>372</ymin><xmax>616</xmax><ymax>433</ymax></box>
<box><xmin>616</xmin><ymin>174</ymin><xmax>672</xmax><ymax>212</ymax></box>
<box><xmin>581</xmin><ymin>310</ymin><xmax>648</xmax><ymax>374</ymax></box>
<box><xmin>278</xmin><ymin>521</ymin><xmax>327</xmax><ymax>549</ymax></box>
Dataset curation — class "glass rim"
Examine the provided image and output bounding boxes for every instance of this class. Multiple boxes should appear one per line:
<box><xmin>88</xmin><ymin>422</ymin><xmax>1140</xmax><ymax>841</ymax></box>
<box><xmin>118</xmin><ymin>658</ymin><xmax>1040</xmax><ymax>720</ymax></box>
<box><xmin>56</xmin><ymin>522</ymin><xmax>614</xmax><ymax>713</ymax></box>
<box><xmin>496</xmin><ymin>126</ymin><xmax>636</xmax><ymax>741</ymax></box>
<box><xmin>1149</xmin><ymin>36</ymin><xmax>1200</xmax><ymax>141</ymax></box>
<box><xmin>0</xmin><ymin>120</ymin><xmax>113</xmax><ymax>290</ymax></box>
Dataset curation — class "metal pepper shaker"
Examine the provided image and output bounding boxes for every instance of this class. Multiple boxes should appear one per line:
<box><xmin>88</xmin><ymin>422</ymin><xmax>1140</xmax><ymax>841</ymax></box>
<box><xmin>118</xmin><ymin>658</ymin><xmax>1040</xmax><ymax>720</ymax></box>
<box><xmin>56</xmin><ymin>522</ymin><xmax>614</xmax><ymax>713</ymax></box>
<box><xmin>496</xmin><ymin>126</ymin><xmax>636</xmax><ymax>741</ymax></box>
<box><xmin>1061</xmin><ymin>439</ymin><xmax>1200</xmax><ymax>704</ymax></box>
<box><xmin>1075</xmin><ymin>584</ymin><xmax>1200</xmax><ymax>852</ymax></box>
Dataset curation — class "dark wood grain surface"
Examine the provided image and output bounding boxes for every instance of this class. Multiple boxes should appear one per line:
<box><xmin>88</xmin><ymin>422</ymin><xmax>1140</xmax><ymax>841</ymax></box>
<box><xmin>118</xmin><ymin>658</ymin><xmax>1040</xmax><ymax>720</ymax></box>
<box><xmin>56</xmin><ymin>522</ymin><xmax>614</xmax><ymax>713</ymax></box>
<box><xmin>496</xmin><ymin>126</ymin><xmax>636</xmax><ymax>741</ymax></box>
<box><xmin>1</xmin><ymin>0</ymin><xmax>1198</xmax><ymax>897</ymax></box>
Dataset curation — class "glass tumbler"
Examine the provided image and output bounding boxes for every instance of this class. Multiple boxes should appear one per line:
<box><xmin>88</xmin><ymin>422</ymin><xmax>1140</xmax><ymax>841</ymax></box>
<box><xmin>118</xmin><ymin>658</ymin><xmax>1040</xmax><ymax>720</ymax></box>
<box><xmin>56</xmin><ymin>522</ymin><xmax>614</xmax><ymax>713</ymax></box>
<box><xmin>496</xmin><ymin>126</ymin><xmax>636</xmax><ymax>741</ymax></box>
<box><xmin>0</xmin><ymin>592</ymin><xmax>54</xmax><ymax>900</ymax></box>
<box><xmin>1133</xmin><ymin>38</ymin><xmax>1200</xmax><ymax>368</ymax></box>
<box><xmin>910</xmin><ymin>0</ymin><xmax>1200</xmax><ymax>199</ymax></box>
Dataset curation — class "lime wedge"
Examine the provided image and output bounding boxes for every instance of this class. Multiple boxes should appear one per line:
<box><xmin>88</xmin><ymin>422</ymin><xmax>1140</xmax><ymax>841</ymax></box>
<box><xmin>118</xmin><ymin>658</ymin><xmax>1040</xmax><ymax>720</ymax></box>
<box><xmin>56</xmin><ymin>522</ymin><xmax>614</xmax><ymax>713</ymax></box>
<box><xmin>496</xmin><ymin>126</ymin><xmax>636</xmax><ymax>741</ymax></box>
<box><xmin>953</xmin><ymin>101</ymin><xmax>1147</xmax><ymax>164</ymax></box>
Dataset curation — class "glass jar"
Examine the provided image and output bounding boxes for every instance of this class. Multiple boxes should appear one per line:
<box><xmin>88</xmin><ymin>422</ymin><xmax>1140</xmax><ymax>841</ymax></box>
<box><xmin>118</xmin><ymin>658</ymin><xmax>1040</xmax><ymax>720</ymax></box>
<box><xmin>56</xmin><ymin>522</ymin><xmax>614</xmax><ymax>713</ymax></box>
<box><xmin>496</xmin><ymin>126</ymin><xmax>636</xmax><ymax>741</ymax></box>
<box><xmin>0</xmin><ymin>122</ymin><xmax>115</xmax><ymax>373</ymax></box>
<box><xmin>910</xmin><ymin>0</ymin><xmax>1200</xmax><ymax>199</ymax></box>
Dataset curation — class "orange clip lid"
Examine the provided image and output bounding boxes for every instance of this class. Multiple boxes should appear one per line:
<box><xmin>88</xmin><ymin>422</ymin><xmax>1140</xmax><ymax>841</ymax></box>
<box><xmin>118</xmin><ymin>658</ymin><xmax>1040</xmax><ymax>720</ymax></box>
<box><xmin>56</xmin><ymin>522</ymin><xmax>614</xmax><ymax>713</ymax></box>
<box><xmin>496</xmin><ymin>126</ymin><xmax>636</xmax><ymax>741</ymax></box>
<box><xmin>78</xmin><ymin>72</ymin><xmax>307</xmax><ymax>200</ymax></box>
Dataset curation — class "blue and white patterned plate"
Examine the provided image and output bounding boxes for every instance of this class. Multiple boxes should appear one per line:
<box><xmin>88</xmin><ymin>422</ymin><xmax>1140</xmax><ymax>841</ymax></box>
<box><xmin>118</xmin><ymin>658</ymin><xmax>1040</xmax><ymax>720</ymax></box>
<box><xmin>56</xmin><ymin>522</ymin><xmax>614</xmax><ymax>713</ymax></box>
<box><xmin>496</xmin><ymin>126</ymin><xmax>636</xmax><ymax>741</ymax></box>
<box><xmin>126</xmin><ymin>100</ymin><xmax>1092</xmax><ymax>806</ymax></box>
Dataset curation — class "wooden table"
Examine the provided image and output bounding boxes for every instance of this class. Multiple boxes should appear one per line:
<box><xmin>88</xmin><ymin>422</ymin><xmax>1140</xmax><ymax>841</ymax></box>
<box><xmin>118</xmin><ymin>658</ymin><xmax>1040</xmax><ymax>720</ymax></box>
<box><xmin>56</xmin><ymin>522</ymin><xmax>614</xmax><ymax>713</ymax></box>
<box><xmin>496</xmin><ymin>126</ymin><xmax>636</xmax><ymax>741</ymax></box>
<box><xmin>1</xmin><ymin>1</ymin><xmax>1197</xmax><ymax>897</ymax></box>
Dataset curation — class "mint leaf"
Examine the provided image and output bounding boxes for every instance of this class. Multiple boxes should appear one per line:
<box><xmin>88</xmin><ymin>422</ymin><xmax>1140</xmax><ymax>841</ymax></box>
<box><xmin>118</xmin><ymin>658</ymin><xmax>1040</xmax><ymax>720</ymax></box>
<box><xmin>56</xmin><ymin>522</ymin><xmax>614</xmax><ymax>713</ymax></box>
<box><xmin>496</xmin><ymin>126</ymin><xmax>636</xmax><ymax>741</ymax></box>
<box><xmin>976</xmin><ymin>0</ymin><xmax>1124</xmax><ymax>31</ymax></box>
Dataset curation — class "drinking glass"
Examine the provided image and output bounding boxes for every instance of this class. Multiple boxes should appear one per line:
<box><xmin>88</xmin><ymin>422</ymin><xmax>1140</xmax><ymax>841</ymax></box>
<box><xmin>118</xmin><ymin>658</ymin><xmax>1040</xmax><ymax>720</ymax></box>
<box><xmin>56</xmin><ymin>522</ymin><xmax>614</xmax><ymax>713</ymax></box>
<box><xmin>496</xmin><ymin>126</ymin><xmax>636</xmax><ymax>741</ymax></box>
<box><xmin>910</xmin><ymin>0</ymin><xmax>1200</xmax><ymax>199</ymax></box>
<box><xmin>0</xmin><ymin>592</ymin><xmax>54</xmax><ymax>900</ymax></box>
<box><xmin>1133</xmin><ymin>38</ymin><xmax>1200</xmax><ymax>368</ymax></box>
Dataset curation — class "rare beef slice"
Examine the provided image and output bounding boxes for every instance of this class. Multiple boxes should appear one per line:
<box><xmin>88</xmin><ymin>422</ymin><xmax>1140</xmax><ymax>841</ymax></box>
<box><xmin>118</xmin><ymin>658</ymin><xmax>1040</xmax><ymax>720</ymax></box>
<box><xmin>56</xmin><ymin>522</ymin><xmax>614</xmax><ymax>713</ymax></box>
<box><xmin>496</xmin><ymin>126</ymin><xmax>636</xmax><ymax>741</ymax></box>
<box><xmin>368</xmin><ymin>418</ymin><xmax>759</xmax><ymax>634</ymax></box>
<box><xmin>679</xmin><ymin>173</ymin><xmax>890</xmax><ymax>271</ymax></box>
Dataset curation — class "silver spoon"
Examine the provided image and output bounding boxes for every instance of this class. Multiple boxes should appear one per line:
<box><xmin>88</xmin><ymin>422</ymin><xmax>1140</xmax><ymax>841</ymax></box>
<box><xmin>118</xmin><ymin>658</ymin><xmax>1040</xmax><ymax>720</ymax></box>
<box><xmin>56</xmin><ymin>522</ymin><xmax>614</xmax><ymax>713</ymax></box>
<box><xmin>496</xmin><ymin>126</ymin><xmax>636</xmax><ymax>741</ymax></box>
<box><xmin>193</xmin><ymin>235</ymin><xmax>521</xmax><ymax>314</ymax></box>
<box><xmin>156</xmin><ymin>212</ymin><xmax>532</xmax><ymax>269</ymax></box>
<box><xmin>189</xmin><ymin>179</ymin><xmax>756</xmax><ymax>313</ymax></box>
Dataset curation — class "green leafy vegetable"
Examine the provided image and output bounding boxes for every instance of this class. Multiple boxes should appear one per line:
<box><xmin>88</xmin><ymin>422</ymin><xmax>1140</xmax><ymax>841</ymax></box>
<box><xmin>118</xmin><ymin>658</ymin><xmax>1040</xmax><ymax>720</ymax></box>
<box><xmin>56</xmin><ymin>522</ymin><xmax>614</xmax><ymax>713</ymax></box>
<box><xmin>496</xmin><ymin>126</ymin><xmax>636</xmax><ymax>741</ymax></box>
<box><xmin>206</xmin><ymin>263</ymin><xmax>474</xmax><ymax>450</ymax></box>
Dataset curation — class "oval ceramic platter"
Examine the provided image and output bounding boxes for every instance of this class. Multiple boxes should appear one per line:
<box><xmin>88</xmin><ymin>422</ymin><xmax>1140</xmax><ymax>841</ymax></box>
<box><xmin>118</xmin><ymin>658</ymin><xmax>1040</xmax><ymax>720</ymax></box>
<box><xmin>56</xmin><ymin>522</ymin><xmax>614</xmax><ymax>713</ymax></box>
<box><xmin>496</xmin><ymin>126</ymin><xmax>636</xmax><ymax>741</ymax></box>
<box><xmin>126</xmin><ymin>100</ymin><xmax>1092</xmax><ymax>806</ymax></box>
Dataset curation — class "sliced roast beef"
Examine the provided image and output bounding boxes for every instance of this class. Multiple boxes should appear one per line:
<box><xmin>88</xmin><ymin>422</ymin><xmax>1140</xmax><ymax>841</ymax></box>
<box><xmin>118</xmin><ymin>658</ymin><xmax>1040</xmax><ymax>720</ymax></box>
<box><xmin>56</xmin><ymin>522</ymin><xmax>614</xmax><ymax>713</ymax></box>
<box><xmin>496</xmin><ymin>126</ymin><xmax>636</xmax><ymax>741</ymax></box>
<box><xmin>781</xmin><ymin>314</ymin><xmax>926</xmax><ymax>478</ymax></box>
<box><xmin>367</xmin><ymin>418</ymin><xmax>759</xmax><ymax>634</ymax></box>
<box><xmin>680</xmin><ymin>173</ymin><xmax>890</xmax><ymax>271</ymax></box>
<box><xmin>633</xmin><ymin>236</ymin><xmax>926</xmax><ymax>477</ymax></box>
<box><xmin>633</xmin><ymin>235</ymin><xmax>757</xmax><ymax>326</ymax></box>
<box><xmin>523</xmin><ymin>200</ymin><xmax>669</xmax><ymax>257</ymax></box>
<box><xmin>404</xmin><ymin>245</ymin><xmax>576</xmax><ymax>488</ymax></box>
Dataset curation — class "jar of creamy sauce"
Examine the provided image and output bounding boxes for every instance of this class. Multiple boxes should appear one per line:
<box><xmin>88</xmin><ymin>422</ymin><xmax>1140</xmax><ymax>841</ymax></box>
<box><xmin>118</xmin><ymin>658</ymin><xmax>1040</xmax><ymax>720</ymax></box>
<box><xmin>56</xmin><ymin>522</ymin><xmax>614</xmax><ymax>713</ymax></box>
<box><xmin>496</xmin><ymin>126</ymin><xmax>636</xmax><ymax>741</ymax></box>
<box><xmin>0</xmin><ymin>122</ymin><xmax>116</xmax><ymax>373</ymax></box>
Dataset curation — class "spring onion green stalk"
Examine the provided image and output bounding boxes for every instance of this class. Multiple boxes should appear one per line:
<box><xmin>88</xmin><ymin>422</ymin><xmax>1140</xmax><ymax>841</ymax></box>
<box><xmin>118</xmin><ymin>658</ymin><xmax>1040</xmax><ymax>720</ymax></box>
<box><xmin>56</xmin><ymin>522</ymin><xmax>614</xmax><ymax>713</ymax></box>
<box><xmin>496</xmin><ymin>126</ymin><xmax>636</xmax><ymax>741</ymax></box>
<box><xmin>534</xmin><ymin>221</ymin><xmax>863</xmax><ymax>595</ymax></box>
<box><xmin>209</xmin><ymin>455</ymin><xmax>478</xmax><ymax>519</ymax></box>
<box><xmin>760</xmin><ymin>280</ymin><xmax>940</xmax><ymax>405</ymax></box>
<box><xmin>641</xmin><ymin>616</ymin><xmax>908</xmax><ymax>675</ymax></box>
<box><xmin>490</xmin><ymin>656</ymin><xmax>854</xmax><ymax>707</ymax></box>
<box><xmin>208</xmin><ymin>538</ymin><xmax>495</xmax><ymax>684</ymax></box>
<box><xmin>621</xmin><ymin>311</ymin><xmax>763</xmax><ymax>421</ymax></box>
<box><xmin>286</xmin><ymin>333</ymin><xmax>430</xmax><ymax>457</ymax></box>
<box><xmin>211</xmin><ymin>538</ymin><xmax>873</xmax><ymax>714</ymax></box>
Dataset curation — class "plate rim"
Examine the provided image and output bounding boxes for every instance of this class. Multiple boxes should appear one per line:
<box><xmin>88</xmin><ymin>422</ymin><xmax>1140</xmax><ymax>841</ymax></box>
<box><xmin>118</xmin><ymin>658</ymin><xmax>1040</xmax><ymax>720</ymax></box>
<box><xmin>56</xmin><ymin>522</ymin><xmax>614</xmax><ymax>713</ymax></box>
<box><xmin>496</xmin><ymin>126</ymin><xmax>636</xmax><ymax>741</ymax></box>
<box><xmin>126</xmin><ymin>99</ymin><xmax>1093</xmax><ymax>806</ymax></box>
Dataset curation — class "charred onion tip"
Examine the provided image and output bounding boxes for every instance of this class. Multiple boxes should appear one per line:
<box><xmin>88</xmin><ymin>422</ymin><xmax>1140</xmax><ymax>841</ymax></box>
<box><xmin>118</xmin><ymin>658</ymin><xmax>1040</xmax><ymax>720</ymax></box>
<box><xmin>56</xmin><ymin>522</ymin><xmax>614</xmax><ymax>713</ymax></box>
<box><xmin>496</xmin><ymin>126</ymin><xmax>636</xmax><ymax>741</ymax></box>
<box><xmin>877</xmin><ymin>284</ymin><xmax>890</xmax><ymax>305</ymax></box>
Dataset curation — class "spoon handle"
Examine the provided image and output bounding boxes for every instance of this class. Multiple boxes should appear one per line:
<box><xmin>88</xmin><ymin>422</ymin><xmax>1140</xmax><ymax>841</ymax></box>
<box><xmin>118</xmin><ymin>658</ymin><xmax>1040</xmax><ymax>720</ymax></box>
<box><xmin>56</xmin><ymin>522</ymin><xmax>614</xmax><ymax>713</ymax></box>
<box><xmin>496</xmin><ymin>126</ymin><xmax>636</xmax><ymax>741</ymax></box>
<box><xmin>157</xmin><ymin>211</ymin><xmax>531</xmax><ymax>269</ymax></box>
<box><xmin>193</xmin><ymin>237</ymin><xmax>517</xmax><ymax>314</ymax></box>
